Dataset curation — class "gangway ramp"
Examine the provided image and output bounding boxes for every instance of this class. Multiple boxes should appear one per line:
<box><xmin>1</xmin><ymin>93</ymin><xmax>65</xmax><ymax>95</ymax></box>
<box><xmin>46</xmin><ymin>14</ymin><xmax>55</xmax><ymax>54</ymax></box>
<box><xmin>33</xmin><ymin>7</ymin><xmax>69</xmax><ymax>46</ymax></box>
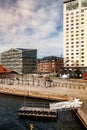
<box><xmin>50</xmin><ymin>98</ymin><xmax>83</xmax><ymax>111</ymax></box>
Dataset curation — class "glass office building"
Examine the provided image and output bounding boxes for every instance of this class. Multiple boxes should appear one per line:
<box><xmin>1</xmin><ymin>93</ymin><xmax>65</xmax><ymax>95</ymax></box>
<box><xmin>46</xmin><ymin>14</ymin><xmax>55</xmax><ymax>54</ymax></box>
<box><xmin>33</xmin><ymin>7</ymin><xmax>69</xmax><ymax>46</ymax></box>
<box><xmin>1</xmin><ymin>48</ymin><xmax>37</xmax><ymax>74</ymax></box>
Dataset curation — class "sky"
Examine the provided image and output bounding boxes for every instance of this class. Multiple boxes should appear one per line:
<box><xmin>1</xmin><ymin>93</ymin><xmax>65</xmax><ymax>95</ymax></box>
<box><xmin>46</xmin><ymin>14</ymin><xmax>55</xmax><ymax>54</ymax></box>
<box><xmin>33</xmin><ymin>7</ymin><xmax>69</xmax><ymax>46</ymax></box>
<box><xmin>0</xmin><ymin>0</ymin><xmax>63</xmax><ymax>58</ymax></box>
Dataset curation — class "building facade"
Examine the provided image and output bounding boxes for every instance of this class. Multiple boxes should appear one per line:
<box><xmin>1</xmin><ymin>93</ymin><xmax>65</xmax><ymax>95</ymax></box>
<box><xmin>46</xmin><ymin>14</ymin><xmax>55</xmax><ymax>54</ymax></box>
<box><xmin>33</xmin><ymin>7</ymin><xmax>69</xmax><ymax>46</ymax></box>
<box><xmin>1</xmin><ymin>48</ymin><xmax>37</xmax><ymax>74</ymax></box>
<box><xmin>37</xmin><ymin>56</ymin><xmax>63</xmax><ymax>74</ymax></box>
<box><xmin>63</xmin><ymin>0</ymin><xmax>87</xmax><ymax>72</ymax></box>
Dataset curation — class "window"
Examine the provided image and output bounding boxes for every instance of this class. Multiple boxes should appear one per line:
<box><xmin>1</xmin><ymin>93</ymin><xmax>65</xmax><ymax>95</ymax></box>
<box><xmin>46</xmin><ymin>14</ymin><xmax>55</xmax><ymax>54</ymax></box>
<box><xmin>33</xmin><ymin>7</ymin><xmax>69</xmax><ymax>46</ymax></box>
<box><xmin>81</xmin><ymin>64</ymin><xmax>84</xmax><ymax>66</ymax></box>
<box><xmin>76</xmin><ymin>23</ymin><xmax>79</xmax><ymax>25</ymax></box>
<box><xmin>66</xmin><ymin>24</ymin><xmax>69</xmax><ymax>27</ymax></box>
<box><xmin>71</xmin><ymin>31</ymin><xmax>74</xmax><ymax>33</ymax></box>
<box><xmin>81</xmin><ymin>14</ymin><xmax>84</xmax><ymax>17</ymax></box>
<box><xmin>71</xmin><ymin>24</ymin><xmax>74</xmax><ymax>26</ymax></box>
<box><xmin>71</xmin><ymin>12</ymin><xmax>74</xmax><ymax>15</ymax></box>
<box><xmin>76</xmin><ymin>15</ymin><xmax>79</xmax><ymax>17</ymax></box>
<box><xmin>81</xmin><ymin>22</ymin><xmax>84</xmax><ymax>24</ymax></box>
<box><xmin>76</xmin><ymin>30</ymin><xmax>79</xmax><ymax>32</ymax></box>
<box><xmin>81</xmin><ymin>33</ymin><xmax>84</xmax><ymax>36</ymax></box>
<box><xmin>82</xmin><ymin>0</ymin><xmax>87</xmax><ymax>7</ymax></box>
<box><xmin>66</xmin><ymin>35</ymin><xmax>69</xmax><ymax>37</ymax></box>
<box><xmin>81</xmin><ymin>52</ymin><xmax>84</xmax><ymax>55</ymax></box>
<box><xmin>66</xmin><ymin>28</ymin><xmax>69</xmax><ymax>30</ymax></box>
<box><xmin>71</xmin><ymin>27</ymin><xmax>74</xmax><ymax>29</ymax></box>
<box><xmin>81</xmin><ymin>30</ymin><xmax>84</xmax><ymax>32</ymax></box>
<box><xmin>76</xmin><ymin>42</ymin><xmax>79</xmax><ymax>44</ymax></box>
<box><xmin>76</xmin><ymin>49</ymin><xmax>79</xmax><ymax>51</ymax></box>
<box><xmin>81</xmin><ymin>18</ymin><xmax>84</xmax><ymax>20</ymax></box>
<box><xmin>76</xmin><ymin>37</ymin><xmax>79</xmax><ymax>40</ymax></box>
<box><xmin>76</xmin><ymin>11</ymin><xmax>79</xmax><ymax>14</ymax></box>
<box><xmin>81</xmin><ymin>37</ymin><xmax>84</xmax><ymax>39</ymax></box>
<box><xmin>66</xmin><ymin>57</ymin><xmax>69</xmax><ymax>59</ymax></box>
<box><xmin>81</xmin><ymin>60</ymin><xmax>84</xmax><ymax>62</ymax></box>
<box><xmin>66</xmin><ymin>13</ymin><xmax>69</xmax><ymax>16</ymax></box>
<box><xmin>76</xmin><ymin>45</ymin><xmax>79</xmax><ymax>47</ymax></box>
<box><xmin>76</xmin><ymin>18</ymin><xmax>79</xmax><ymax>21</ymax></box>
<box><xmin>81</xmin><ymin>10</ymin><xmax>84</xmax><ymax>13</ymax></box>
<box><xmin>76</xmin><ymin>34</ymin><xmax>79</xmax><ymax>36</ymax></box>
<box><xmin>81</xmin><ymin>48</ymin><xmax>84</xmax><ymax>51</ymax></box>
<box><xmin>76</xmin><ymin>27</ymin><xmax>79</xmax><ymax>29</ymax></box>
<box><xmin>66</xmin><ymin>46</ymin><xmax>69</xmax><ymax>48</ymax></box>
<box><xmin>71</xmin><ymin>20</ymin><xmax>74</xmax><ymax>22</ymax></box>
<box><xmin>81</xmin><ymin>56</ymin><xmax>84</xmax><ymax>58</ymax></box>
<box><xmin>76</xmin><ymin>53</ymin><xmax>79</xmax><ymax>55</ymax></box>
<box><xmin>81</xmin><ymin>45</ymin><xmax>84</xmax><ymax>47</ymax></box>
<box><xmin>81</xmin><ymin>41</ymin><xmax>84</xmax><ymax>43</ymax></box>
<box><xmin>66</xmin><ymin>17</ymin><xmax>69</xmax><ymax>20</ymax></box>
<box><xmin>66</xmin><ymin>53</ymin><xmax>69</xmax><ymax>55</ymax></box>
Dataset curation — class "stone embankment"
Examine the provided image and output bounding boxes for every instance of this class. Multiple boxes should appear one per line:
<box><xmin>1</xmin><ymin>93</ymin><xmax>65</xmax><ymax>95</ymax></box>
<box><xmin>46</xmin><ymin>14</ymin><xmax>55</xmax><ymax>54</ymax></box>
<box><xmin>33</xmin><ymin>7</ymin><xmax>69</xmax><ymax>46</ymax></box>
<box><xmin>0</xmin><ymin>84</ymin><xmax>69</xmax><ymax>101</ymax></box>
<box><xmin>0</xmin><ymin>78</ymin><xmax>87</xmax><ymax>128</ymax></box>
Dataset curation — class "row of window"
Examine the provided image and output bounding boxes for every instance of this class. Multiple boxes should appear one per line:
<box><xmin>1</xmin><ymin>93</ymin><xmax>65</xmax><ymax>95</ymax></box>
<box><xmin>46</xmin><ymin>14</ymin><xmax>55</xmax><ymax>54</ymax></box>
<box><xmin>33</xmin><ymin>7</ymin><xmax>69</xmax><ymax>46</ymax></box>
<box><xmin>66</xmin><ymin>22</ymin><xmax>84</xmax><ymax>27</ymax></box>
<box><xmin>66</xmin><ymin>64</ymin><xmax>84</xmax><ymax>67</ymax></box>
<box><xmin>66</xmin><ymin>33</ymin><xmax>84</xmax><ymax>37</ymax></box>
<box><xmin>66</xmin><ymin>42</ymin><xmax>84</xmax><ymax>45</ymax></box>
<box><xmin>65</xmin><ymin>60</ymin><xmax>84</xmax><ymax>64</ymax></box>
<box><xmin>66</xmin><ymin>38</ymin><xmax>84</xmax><ymax>41</ymax></box>
<box><xmin>66</xmin><ymin>17</ymin><xmax>84</xmax><ymax>23</ymax></box>
<box><xmin>66</xmin><ymin>52</ymin><xmax>84</xmax><ymax>56</ymax></box>
<box><xmin>66</xmin><ymin>14</ymin><xmax>84</xmax><ymax>20</ymax></box>
<box><xmin>66</xmin><ymin>30</ymin><xmax>84</xmax><ymax>34</ymax></box>
<box><xmin>66</xmin><ymin>10</ymin><xmax>85</xmax><ymax>16</ymax></box>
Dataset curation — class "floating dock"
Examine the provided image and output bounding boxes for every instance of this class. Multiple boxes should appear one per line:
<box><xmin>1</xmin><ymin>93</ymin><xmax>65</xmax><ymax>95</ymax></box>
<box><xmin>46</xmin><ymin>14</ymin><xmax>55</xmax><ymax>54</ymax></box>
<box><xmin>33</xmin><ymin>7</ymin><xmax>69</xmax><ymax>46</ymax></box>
<box><xmin>19</xmin><ymin>102</ymin><xmax>58</xmax><ymax>119</ymax></box>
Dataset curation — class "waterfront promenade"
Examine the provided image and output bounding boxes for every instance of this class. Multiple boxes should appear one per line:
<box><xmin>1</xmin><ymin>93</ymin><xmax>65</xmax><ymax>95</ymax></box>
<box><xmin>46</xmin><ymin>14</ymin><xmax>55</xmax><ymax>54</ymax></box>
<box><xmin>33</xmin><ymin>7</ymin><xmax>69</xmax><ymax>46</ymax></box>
<box><xmin>0</xmin><ymin>77</ymin><xmax>87</xmax><ymax>128</ymax></box>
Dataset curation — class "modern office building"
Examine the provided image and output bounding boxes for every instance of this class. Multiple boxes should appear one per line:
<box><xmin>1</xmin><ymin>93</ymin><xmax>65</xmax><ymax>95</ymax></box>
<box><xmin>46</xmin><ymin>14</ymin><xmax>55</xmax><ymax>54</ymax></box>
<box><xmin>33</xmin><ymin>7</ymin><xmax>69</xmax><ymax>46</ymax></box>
<box><xmin>63</xmin><ymin>0</ymin><xmax>87</xmax><ymax>72</ymax></box>
<box><xmin>1</xmin><ymin>48</ymin><xmax>37</xmax><ymax>74</ymax></box>
<box><xmin>37</xmin><ymin>56</ymin><xmax>63</xmax><ymax>74</ymax></box>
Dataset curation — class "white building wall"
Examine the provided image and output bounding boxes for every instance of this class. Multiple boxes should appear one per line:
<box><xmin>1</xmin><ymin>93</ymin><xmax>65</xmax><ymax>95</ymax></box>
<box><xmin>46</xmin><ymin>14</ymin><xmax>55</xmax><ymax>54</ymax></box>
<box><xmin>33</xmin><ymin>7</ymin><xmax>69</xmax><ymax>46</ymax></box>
<box><xmin>63</xmin><ymin>0</ymin><xmax>87</xmax><ymax>70</ymax></box>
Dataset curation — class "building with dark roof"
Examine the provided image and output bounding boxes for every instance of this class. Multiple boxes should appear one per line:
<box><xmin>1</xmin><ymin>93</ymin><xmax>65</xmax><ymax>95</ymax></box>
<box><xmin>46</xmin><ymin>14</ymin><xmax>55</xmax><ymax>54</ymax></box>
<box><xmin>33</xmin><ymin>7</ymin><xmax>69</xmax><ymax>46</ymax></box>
<box><xmin>37</xmin><ymin>56</ymin><xmax>63</xmax><ymax>74</ymax></box>
<box><xmin>1</xmin><ymin>48</ymin><xmax>37</xmax><ymax>74</ymax></box>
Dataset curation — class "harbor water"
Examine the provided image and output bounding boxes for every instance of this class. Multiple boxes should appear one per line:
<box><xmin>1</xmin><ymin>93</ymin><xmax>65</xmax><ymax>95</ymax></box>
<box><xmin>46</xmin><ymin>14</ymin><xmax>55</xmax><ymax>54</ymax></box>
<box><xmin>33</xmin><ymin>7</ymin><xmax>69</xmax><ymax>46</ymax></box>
<box><xmin>0</xmin><ymin>94</ymin><xmax>86</xmax><ymax>130</ymax></box>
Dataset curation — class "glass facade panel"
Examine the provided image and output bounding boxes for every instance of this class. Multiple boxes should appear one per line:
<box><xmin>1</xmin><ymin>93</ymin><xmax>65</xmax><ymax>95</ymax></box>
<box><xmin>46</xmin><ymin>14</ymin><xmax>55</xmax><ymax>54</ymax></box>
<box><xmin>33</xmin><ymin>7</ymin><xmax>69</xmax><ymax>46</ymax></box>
<box><xmin>81</xmin><ymin>0</ymin><xmax>87</xmax><ymax>7</ymax></box>
<box><xmin>1</xmin><ymin>48</ymin><xmax>37</xmax><ymax>74</ymax></box>
<box><xmin>66</xmin><ymin>1</ymin><xmax>78</xmax><ymax>11</ymax></box>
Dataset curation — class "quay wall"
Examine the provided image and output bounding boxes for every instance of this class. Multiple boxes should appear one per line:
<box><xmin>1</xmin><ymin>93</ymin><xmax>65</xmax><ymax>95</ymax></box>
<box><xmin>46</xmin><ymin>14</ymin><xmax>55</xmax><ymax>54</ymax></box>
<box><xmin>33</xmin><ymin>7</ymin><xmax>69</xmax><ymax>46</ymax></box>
<box><xmin>0</xmin><ymin>86</ymin><xmax>69</xmax><ymax>101</ymax></box>
<box><xmin>0</xmin><ymin>84</ymin><xmax>87</xmax><ymax>129</ymax></box>
<box><xmin>76</xmin><ymin>109</ymin><xmax>87</xmax><ymax>129</ymax></box>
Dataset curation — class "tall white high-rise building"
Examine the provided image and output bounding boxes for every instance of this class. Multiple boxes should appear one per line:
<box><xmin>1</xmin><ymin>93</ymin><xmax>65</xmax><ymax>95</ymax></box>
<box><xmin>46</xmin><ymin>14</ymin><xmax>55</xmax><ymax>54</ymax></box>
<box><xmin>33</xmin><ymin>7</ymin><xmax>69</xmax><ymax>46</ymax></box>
<box><xmin>63</xmin><ymin>0</ymin><xmax>87</xmax><ymax>72</ymax></box>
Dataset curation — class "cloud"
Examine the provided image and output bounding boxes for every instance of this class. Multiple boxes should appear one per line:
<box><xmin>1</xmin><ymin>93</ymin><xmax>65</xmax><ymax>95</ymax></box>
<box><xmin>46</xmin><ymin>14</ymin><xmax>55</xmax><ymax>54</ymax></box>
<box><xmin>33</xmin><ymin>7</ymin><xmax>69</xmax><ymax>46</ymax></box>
<box><xmin>0</xmin><ymin>0</ymin><xmax>63</xmax><ymax>58</ymax></box>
